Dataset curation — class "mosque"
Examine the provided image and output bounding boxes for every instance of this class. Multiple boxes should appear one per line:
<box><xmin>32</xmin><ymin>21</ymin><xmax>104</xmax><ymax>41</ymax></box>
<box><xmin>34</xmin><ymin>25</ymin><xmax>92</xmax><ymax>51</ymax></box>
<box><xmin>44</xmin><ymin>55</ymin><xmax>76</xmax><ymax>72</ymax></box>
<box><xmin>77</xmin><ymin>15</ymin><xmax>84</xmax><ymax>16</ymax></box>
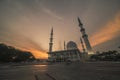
<box><xmin>48</xmin><ymin>18</ymin><xmax>94</xmax><ymax>62</ymax></box>
<box><xmin>48</xmin><ymin>40</ymin><xmax>82</xmax><ymax>62</ymax></box>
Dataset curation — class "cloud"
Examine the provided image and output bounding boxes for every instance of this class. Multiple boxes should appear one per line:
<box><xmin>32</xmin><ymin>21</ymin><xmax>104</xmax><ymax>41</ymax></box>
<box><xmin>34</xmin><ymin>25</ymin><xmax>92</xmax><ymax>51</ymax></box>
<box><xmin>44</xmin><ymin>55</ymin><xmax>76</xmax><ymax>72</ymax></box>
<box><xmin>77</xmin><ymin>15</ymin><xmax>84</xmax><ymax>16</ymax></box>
<box><xmin>42</xmin><ymin>6</ymin><xmax>63</xmax><ymax>20</ymax></box>
<box><xmin>90</xmin><ymin>12</ymin><xmax>120</xmax><ymax>47</ymax></box>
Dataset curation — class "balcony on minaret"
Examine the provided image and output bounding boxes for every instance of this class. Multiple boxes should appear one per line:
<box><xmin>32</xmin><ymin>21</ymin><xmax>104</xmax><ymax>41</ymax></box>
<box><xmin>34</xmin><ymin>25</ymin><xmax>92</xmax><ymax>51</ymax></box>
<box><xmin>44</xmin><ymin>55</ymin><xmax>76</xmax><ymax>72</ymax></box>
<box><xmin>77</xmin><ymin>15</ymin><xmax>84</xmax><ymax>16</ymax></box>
<box><xmin>80</xmin><ymin>28</ymin><xmax>85</xmax><ymax>32</ymax></box>
<box><xmin>82</xmin><ymin>34</ymin><xmax>88</xmax><ymax>38</ymax></box>
<box><xmin>49</xmin><ymin>43</ymin><xmax>53</xmax><ymax>45</ymax></box>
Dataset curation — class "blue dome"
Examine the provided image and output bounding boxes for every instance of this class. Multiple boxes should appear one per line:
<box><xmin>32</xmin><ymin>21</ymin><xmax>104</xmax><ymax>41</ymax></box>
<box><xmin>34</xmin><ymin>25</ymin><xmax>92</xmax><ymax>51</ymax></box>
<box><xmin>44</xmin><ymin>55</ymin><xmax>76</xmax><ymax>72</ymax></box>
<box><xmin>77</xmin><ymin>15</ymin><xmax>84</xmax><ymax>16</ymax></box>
<box><xmin>67</xmin><ymin>41</ymin><xmax>77</xmax><ymax>50</ymax></box>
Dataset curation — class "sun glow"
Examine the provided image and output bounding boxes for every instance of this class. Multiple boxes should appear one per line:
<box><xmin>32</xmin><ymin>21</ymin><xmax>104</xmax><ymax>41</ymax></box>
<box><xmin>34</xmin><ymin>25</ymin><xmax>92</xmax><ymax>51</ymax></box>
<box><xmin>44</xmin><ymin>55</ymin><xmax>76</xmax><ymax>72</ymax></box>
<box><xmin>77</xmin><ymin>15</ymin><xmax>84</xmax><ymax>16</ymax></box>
<box><xmin>30</xmin><ymin>49</ymin><xmax>48</xmax><ymax>59</ymax></box>
<box><xmin>12</xmin><ymin>46</ymin><xmax>48</xmax><ymax>59</ymax></box>
<box><xmin>90</xmin><ymin>12</ymin><xmax>120</xmax><ymax>47</ymax></box>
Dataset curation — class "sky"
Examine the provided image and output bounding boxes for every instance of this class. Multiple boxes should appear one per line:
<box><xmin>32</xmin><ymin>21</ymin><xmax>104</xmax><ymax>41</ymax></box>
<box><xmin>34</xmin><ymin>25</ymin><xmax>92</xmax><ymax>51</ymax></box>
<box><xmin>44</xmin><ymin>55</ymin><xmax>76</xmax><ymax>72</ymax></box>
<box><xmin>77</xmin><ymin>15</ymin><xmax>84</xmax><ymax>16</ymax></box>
<box><xmin>0</xmin><ymin>0</ymin><xmax>120</xmax><ymax>59</ymax></box>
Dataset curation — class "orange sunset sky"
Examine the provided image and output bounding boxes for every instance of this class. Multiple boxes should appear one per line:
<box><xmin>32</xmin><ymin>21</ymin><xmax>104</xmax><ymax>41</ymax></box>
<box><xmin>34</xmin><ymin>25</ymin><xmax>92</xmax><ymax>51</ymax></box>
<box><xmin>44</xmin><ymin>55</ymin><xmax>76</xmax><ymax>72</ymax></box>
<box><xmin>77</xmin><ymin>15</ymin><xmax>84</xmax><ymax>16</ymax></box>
<box><xmin>0</xmin><ymin>0</ymin><xmax>120</xmax><ymax>59</ymax></box>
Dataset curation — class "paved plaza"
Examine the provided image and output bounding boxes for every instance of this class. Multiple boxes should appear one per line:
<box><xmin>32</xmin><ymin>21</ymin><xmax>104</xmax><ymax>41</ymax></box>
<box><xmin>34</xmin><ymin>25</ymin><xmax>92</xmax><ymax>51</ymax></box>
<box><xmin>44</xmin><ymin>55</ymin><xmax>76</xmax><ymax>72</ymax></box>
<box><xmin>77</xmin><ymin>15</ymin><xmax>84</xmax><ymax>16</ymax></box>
<box><xmin>0</xmin><ymin>62</ymin><xmax>120</xmax><ymax>80</ymax></box>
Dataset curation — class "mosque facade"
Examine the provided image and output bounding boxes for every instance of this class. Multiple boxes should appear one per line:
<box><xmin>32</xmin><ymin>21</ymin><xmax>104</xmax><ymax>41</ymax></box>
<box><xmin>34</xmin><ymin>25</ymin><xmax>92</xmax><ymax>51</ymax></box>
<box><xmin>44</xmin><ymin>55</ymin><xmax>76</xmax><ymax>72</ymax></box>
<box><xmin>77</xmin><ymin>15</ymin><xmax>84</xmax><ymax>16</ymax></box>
<box><xmin>48</xmin><ymin>41</ymin><xmax>82</xmax><ymax>62</ymax></box>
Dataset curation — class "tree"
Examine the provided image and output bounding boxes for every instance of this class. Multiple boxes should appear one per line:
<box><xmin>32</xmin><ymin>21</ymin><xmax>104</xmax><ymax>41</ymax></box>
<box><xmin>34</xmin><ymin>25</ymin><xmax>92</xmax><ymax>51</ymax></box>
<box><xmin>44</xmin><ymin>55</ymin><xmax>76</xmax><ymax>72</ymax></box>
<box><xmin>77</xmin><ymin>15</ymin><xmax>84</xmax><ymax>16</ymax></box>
<box><xmin>0</xmin><ymin>43</ymin><xmax>35</xmax><ymax>62</ymax></box>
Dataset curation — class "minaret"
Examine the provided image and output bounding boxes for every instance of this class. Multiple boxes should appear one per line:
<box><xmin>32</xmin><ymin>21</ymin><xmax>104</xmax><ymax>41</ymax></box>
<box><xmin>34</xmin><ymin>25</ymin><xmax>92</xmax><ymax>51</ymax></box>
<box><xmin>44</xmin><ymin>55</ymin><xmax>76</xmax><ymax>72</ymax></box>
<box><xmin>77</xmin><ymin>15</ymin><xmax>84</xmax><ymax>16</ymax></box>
<box><xmin>49</xmin><ymin>27</ymin><xmax>53</xmax><ymax>53</ymax></box>
<box><xmin>78</xmin><ymin>17</ymin><xmax>94</xmax><ymax>54</ymax></box>
<box><xmin>80</xmin><ymin>37</ymin><xmax>85</xmax><ymax>52</ymax></box>
<box><xmin>64</xmin><ymin>41</ymin><xmax>66</xmax><ymax>50</ymax></box>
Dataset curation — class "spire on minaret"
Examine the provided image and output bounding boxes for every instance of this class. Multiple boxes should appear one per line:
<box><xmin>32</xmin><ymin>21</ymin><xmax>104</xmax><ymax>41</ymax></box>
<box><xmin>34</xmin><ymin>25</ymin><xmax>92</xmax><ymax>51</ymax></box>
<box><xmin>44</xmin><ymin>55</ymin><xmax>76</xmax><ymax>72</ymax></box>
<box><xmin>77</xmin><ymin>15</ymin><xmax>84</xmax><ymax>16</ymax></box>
<box><xmin>80</xmin><ymin>37</ymin><xmax>85</xmax><ymax>52</ymax></box>
<box><xmin>78</xmin><ymin>17</ymin><xmax>94</xmax><ymax>54</ymax></box>
<box><xmin>49</xmin><ymin>27</ymin><xmax>53</xmax><ymax>53</ymax></box>
<box><xmin>78</xmin><ymin>17</ymin><xmax>83</xmax><ymax>26</ymax></box>
<box><xmin>51</xmin><ymin>27</ymin><xmax>53</xmax><ymax>35</ymax></box>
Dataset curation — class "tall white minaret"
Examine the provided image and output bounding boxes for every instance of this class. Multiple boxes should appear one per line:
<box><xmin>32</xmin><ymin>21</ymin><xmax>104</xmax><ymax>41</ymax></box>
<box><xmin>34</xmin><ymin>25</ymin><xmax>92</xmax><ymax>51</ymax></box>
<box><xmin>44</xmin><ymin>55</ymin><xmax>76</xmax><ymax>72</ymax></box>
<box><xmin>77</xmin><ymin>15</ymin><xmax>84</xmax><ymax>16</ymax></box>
<box><xmin>80</xmin><ymin>37</ymin><xmax>85</xmax><ymax>52</ymax></box>
<box><xmin>78</xmin><ymin>17</ymin><xmax>94</xmax><ymax>54</ymax></box>
<box><xmin>49</xmin><ymin>27</ymin><xmax>53</xmax><ymax>53</ymax></box>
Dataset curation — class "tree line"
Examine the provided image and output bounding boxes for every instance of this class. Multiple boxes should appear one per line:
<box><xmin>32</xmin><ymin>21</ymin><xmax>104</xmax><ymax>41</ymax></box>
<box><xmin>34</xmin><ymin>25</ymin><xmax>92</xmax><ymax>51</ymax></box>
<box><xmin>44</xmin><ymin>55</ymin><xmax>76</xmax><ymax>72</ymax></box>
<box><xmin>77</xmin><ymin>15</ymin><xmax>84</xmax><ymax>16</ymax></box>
<box><xmin>0</xmin><ymin>43</ymin><xmax>35</xmax><ymax>63</ymax></box>
<box><xmin>90</xmin><ymin>50</ymin><xmax>120</xmax><ymax>61</ymax></box>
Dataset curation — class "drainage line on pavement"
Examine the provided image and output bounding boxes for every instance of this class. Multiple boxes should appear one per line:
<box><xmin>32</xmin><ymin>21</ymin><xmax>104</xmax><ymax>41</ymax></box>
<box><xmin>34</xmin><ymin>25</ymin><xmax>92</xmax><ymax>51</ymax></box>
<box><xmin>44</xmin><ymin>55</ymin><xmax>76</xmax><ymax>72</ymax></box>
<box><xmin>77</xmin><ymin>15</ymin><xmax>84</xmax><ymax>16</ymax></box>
<box><xmin>46</xmin><ymin>73</ymin><xmax>56</xmax><ymax>80</ymax></box>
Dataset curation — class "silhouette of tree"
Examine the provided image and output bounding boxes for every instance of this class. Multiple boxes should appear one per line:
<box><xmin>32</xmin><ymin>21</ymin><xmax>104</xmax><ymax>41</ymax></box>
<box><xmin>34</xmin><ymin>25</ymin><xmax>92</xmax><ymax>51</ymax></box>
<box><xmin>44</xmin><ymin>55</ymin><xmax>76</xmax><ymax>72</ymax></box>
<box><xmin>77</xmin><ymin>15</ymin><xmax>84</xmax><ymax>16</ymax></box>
<box><xmin>0</xmin><ymin>43</ymin><xmax>35</xmax><ymax>63</ymax></box>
